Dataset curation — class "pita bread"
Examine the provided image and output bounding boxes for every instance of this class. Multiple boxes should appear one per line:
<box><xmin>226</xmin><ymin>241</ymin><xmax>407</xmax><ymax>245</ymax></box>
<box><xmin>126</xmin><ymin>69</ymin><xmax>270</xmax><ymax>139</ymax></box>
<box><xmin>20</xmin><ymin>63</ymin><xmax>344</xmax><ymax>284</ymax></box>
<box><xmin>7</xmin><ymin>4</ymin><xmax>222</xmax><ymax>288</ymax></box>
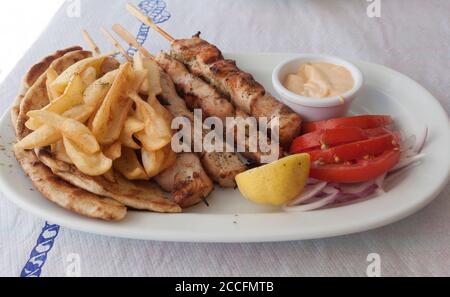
<box><xmin>14</xmin><ymin>147</ymin><xmax>127</xmax><ymax>221</ymax></box>
<box><xmin>11</xmin><ymin>47</ymin><xmax>129</xmax><ymax>221</ymax></box>
<box><xmin>12</xmin><ymin>47</ymin><xmax>180</xmax><ymax>220</ymax></box>
<box><xmin>36</xmin><ymin>149</ymin><xmax>181</xmax><ymax>213</ymax></box>
<box><xmin>11</xmin><ymin>46</ymin><xmax>83</xmax><ymax>131</ymax></box>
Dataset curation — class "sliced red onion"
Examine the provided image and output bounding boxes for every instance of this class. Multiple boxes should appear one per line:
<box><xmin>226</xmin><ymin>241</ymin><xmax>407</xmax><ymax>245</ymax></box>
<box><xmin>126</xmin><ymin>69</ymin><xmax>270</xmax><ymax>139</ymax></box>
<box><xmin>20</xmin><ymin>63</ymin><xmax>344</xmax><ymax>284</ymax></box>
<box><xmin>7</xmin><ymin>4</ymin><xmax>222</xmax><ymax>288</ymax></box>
<box><xmin>354</xmin><ymin>184</ymin><xmax>378</xmax><ymax>198</ymax></box>
<box><xmin>384</xmin><ymin>123</ymin><xmax>396</xmax><ymax>132</ymax></box>
<box><xmin>283</xmin><ymin>187</ymin><xmax>339</xmax><ymax>212</ymax></box>
<box><xmin>399</xmin><ymin>126</ymin><xmax>428</xmax><ymax>155</ymax></box>
<box><xmin>412</xmin><ymin>126</ymin><xmax>428</xmax><ymax>153</ymax></box>
<box><xmin>402</xmin><ymin>148</ymin><xmax>418</xmax><ymax>159</ymax></box>
<box><xmin>375</xmin><ymin>188</ymin><xmax>387</xmax><ymax>196</ymax></box>
<box><xmin>400</xmin><ymin>134</ymin><xmax>415</xmax><ymax>151</ymax></box>
<box><xmin>375</xmin><ymin>173</ymin><xmax>387</xmax><ymax>192</ymax></box>
<box><xmin>334</xmin><ymin>184</ymin><xmax>378</xmax><ymax>203</ymax></box>
<box><xmin>385</xmin><ymin>161</ymin><xmax>422</xmax><ymax>184</ymax></box>
<box><xmin>338</xmin><ymin>180</ymin><xmax>375</xmax><ymax>194</ymax></box>
<box><xmin>287</xmin><ymin>182</ymin><xmax>328</xmax><ymax>206</ymax></box>
<box><xmin>391</xmin><ymin>153</ymin><xmax>425</xmax><ymax>172</ymax></box>
<box><xmin>306</xmin><ymin>178</ymin><xmax>321</xmax><ymax>185</ymax></box>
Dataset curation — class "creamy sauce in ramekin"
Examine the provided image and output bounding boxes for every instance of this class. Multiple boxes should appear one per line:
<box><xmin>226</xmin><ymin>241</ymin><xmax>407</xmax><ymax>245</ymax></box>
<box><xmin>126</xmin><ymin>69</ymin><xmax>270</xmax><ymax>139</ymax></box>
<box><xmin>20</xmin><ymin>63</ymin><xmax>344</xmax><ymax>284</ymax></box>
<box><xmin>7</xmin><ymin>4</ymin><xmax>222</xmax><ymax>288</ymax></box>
<box><xmin>284</xmin><ymin>62</ymin><xmax>354</xmax><ymax>98</ymax></box>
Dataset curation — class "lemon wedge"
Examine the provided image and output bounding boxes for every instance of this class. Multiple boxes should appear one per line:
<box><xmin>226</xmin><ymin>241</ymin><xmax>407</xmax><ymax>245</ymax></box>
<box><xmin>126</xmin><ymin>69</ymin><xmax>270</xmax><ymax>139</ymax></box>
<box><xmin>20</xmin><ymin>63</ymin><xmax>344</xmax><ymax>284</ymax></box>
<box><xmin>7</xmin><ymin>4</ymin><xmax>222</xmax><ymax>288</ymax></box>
<box><xmin>236</xmin><ymin>154</ymin><xmax>310</xmax><ymax>206</ymax></box>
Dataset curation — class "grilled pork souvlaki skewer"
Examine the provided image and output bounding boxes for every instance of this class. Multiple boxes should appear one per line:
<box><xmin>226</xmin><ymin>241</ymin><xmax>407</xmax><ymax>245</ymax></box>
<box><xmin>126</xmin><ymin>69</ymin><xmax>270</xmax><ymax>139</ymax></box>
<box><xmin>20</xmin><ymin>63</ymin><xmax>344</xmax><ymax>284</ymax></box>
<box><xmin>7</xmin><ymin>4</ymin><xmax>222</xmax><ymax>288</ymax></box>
<box><xmin>158</xmin><ymin>70</ymin><xmax>247</xmax><ymax>188</ymax></box>
<box><xmin>126</xmin><ymin>3</ymin><xmax>302</xmax><ymax>146</ymax></box>
<box><xmin>154</xmin><ymin>52</ymin><xmax>278</xmax><ymax>164</ymax></box>
<box><xmin>109</xmin><ymin>25</ymin><xmax>247</xmax><ymax>188</ymax></box>
<box><xmin>111</xmin><ymin>26</ymin><xmax>235</xmax><ymax>121</ymax></box>
<box><xmin>111</xmin><ymin>24</ymin><xmax>281</xmax><ymax>164</ymax></box>
<box><xmin>87</xmin><ymin>29</ymin><xmax>214</xmax><ymax>207</ymax></box>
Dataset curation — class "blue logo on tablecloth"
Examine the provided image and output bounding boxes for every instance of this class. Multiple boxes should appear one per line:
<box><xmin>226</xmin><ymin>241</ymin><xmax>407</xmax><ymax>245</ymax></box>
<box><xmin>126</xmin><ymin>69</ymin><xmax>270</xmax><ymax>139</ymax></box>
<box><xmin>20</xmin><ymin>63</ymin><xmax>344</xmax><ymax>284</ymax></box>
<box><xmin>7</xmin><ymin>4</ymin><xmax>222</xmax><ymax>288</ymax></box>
<box><xmin>20</xmin><ymin>0</ymin><xmax>171</xmax><ymax>277</ymax></box>
<box><xmin>20</xmin><ymin>223</ymin><xmax>60</xmax><ymax>277</ymax></box>
<box><xmin>127</xmin><ymin>0</ymin><xmax>171</xmax><ymax>56</ymax></box>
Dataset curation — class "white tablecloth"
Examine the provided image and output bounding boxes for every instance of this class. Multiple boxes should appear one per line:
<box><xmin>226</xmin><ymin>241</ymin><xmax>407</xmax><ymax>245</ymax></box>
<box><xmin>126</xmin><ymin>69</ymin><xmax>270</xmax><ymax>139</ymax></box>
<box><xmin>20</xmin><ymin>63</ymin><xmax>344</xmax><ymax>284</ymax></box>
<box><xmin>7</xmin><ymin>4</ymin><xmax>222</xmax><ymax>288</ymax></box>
<box><xmin>1</xmin><ymin>0</ymin><xmax>449</xmax><ymax>277</ymax></box>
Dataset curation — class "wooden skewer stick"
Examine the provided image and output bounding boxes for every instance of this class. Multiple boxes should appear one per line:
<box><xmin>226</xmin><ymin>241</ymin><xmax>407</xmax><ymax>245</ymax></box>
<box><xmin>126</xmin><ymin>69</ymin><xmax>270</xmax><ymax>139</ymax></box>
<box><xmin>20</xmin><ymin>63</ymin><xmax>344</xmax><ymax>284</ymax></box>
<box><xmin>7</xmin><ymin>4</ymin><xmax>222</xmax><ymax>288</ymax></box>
<box><xmin>126</xmin><ymin>3</ymin><xmax>175</xmax><ymax>43</ymax></box>
<box><xmin>81</xmin><ymin>29</ymin><xmax>101</xmax><ymax>55</ymax></box>
<box><xmin>100</xmin><ymin>27</ymin><xmax>132</xmax><ymax>61</ymax></box>
<box><xmin>112</xmin><ymin>24</ymin><xmax>154</xmax><ymax>59</ymax></box>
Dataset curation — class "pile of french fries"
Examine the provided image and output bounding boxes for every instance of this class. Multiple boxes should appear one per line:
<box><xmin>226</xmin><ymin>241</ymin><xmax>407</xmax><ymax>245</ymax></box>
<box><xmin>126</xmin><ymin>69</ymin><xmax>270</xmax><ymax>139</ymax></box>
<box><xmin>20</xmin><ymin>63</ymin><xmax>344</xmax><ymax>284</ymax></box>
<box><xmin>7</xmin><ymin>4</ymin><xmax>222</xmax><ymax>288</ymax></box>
<box><xmin>16</xmin><ymin>52</ymin><xmax>176</xmax><ymax>182</ymax></box>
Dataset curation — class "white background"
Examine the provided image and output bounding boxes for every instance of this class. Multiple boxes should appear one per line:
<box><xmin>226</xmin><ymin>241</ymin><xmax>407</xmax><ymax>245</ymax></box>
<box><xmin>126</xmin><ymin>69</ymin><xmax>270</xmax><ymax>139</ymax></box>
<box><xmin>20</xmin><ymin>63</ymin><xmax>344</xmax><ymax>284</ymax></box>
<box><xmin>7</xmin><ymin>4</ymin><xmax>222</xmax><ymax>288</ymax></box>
<box><xmin>0</xmin><ymin>1</ymin><xmax>64</xmax><ymax>84</ymax></box>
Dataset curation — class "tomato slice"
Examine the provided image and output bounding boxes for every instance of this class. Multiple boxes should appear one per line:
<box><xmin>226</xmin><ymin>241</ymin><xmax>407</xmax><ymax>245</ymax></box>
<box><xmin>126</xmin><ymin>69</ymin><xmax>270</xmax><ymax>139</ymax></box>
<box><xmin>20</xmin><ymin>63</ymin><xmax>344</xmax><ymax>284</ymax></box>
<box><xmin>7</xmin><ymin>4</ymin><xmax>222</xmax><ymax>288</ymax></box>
<box><xmin>303</xmin><ymin>115</ymin><xmax>393</xmax><ymax>133</ymax></box>
<box><xmin>310</xmin><ymin>149</ymin><xmax>401</xmax><ymax>183</ymax></box>
<box><xmin>309</xmin><ymin>134</ymin><xmax>397</xmax><ymax>163</ymax></box>
<box><xmin>290</xmin><ymin>127</ymin><xmax>390</xmax><ymax>154</ymax></box>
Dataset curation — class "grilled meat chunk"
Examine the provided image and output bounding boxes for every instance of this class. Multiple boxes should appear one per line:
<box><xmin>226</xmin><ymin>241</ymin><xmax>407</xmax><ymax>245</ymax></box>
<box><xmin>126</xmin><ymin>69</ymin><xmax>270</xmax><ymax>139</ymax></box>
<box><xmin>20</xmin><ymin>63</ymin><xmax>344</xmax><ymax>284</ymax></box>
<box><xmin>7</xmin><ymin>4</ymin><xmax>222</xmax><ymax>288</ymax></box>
<box><xmin>171</xmin><ymin>34</ymin><xmax>302</xmax><ymax>146</ymax></box>
<box><xmin>159</xmin><ymin>71</ymin><xmax>246</xmax><ymax>188</ymax></box>
<box><xmin>156</xmin><ymin>52</ymin><xmax>235</xmax><ymax>121</ymax></box>
<box><xmin>155</xmin><ymin>153</ymin><xmax>214</xmax><ymax>208</ymax></box>
<box><xmin>156</xmin><ymin>53</ymin><xmax>280</xmax><ymax>164</ymax></box>
<box><xmin>200</xmin><ymin>152</ymin><xmax>246</xmax><ymax>188</ymax></box>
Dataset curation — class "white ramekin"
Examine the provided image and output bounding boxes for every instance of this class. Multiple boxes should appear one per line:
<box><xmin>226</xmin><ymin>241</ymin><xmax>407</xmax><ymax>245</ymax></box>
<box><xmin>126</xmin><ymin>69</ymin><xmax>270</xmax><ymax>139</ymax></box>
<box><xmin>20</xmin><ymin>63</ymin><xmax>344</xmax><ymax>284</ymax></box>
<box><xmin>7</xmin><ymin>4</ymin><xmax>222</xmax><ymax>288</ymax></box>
<box><xmin>272</xmin><ymin>54</ymin><xmax>364</xmax><ymax>122</ymax></box>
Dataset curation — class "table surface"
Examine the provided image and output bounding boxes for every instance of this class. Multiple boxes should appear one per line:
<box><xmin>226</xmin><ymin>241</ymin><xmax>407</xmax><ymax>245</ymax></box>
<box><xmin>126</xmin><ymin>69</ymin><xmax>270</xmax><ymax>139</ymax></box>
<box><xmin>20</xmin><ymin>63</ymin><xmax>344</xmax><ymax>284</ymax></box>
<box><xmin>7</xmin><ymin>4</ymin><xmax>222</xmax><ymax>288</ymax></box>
<box><xmin>0</xmin><ymin>0</ymin><xmax>449</xmax><ymax>277</ymax></box>
<box><xmin>0</xmin><ymin>1</ymin><xmax>64</xmax><ymax>84</ymax></box>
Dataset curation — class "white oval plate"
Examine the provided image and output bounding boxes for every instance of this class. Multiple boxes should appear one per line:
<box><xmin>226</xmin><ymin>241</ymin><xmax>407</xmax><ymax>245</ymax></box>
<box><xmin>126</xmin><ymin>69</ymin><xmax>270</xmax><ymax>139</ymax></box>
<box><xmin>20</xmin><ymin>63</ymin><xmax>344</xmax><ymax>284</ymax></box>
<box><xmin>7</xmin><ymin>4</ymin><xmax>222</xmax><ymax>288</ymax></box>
<box><xmin>1</xmin><ymin>53</ymin><xmax>449</xmax><ymax>242</ymax></box>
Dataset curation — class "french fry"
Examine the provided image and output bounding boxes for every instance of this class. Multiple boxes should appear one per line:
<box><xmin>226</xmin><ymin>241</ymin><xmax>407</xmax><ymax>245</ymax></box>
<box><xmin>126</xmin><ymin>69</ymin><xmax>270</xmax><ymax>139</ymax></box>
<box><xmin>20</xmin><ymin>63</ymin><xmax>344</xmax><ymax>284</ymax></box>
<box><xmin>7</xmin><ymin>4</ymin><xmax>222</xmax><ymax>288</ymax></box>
<box><xmin>63</xmin><ymin>137</ymin><xmax>112</xmax><ymax>176</ymax></box>
<box><xmin>136</xmin><ymin>131</ymin><xmax>163</xmax><ymax>153</ymax></box>
<box><xmin>133</xmin><ymin>53</ymin><xmax>162</xmax><ymax>97</ymax></box>
<box><xmin>130</xmin><ymin>69</ymin><xmax>148</xmax><ymax>92</ymax></box>
<box><xmin>141</xmin><ymin>148</ymin><xmax>165</xmax><ymax>178</ymax></box>
<box><xmin>136</xmin><ymin>50</ymin><xmax>171</xmax><ymax>127</ymax></box>
<box><xmin>133</xmin><ymin>50</ymin><xmax>145</xmax><ymax>69</ymax></box>
<box><xmin>73</xmin><ymin>69</ymin><xmax>118</xmax><ymax>123</ymax></box>
<box><xmin>103</xmin><ymin>141</ymin><xmax>122</xmax><ymax>160</ymax></box>
<box><xmin>94</xmin><ymin>68</ymin><xmax>146</xmax><ymax>145</ymax></box>
<box><xmin>84</xmin><ymin>69</ymin><xmax>118</xmax><ymax>106</ymax></box>
<box><xmin>119</xmin><ymin>116</ymin><xmax>144</xmax><ymax>149</ymax></box>
<box><xmin>23</xmin><ymin>105</ymin><xmax>99</xmax><ymax>151</ymax></box>
<box><xmin>99</xmin><ymin>97</ymin><xmax>132</xmax><ymax>145</ymax></box>
<box><xmin>113</xmin><ymin>147</ymin><xmax>149</xmax><ymax>180</ymax></box>
<box><xmin>62</xmin><ymin>104</ymin><xmax>96</xmax><ymax>124</ymax></box>
<box><xmin>27</xmin><ymin>110</ymin><xmax>100</xmax><ymax>154</ymax></box>
<box><xmin>46</xmin><ymin>73</ymin><xmax>85</xmax><ymax>112</ymax></box>
<box><xmin>19</xmin><ymin>71</ymin><xmax>118</xmax><ymax>151</ymax></box>
<box><xmin>81</xmin><ymin>66</ymin><xmax>97</xmax><ymax>86</ymax></box>
<box><xmin>46</xmin><ymin>67</ymin><xmax>59</xmax><ymax>102</ymax></box>
<box><xmin>133</xmin><ymin>52</ymin><xmax>148</xmax><ymax>94</ymax></box>
<box><xmin>135</xmin><ymin>59</ymin><xmax>172</xmax><ymax>129</ymax></box>
<box><xmin>131</xmin><ymin>93</ymin><xmax>172</xmax><ymax>151</ymax></box>
<box><xmin>91</xmin><ymin>63</ymin><xmax>132</xmax><ymax>144</ymax></box>
<box><xmin>148</xmin><ymin>94</ymin><xmax>173</xmax><ymax>126</ymax></box>
<box><xmin>51</xmin><ymin>140</ymin><xmax>73</xmax><ymax>164</ymax></box>
<box><xmin>18</xmin><ymin>106</ymin><xmax>95</xmax><ymax>152</ymax></box>
<box><xmin>26</xmin><ymin>73</ymin><xmax>85</xmax><ymax>130</ymax></box>
<box><xmin>15</xmin><ymin>125</ymin><xmax>61</xmax><ymax>150</ymax></box>
<box><xmin>51</xmin><ymin>53</ymin><xmax>113</xmax><ymax>96</ymax></box>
